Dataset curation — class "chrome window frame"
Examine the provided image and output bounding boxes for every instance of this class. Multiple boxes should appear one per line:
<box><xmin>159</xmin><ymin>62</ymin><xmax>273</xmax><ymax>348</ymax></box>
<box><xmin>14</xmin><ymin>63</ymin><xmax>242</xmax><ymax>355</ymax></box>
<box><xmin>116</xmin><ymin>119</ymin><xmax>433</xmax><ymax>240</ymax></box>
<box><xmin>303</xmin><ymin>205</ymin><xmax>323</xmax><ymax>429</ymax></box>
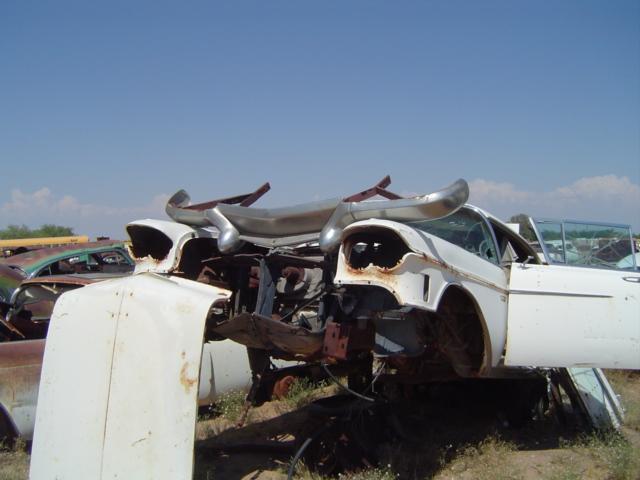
<box><xmin>529</xmin><ymin>217</ymin><xmax>636</xmax><ymax>270</ymax></box>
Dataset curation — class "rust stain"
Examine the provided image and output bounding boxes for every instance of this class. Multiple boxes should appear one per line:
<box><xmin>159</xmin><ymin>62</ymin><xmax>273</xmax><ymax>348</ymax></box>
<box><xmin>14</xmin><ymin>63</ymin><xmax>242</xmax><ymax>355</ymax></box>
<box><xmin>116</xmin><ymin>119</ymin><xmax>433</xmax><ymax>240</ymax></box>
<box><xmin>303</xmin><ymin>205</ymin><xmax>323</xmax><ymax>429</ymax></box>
<box><xmin>342</xmin><ymin>250</ymin><xmax>507</xmax><ymax>296</ymax></box>
<box><xmin>0</xmin><ymin>339</ymin><xmax>45</xmax><ymax>368</ymax></box>
<box><xmin>179</xmin><ymin>361</ymin><xmax>197</xmax><ymax>394</ymax></box>
<box><xmin>20</xmin><ymin>275</ymin><xmax>98</xmax><ymax>287</ymax></box>
<box><xmin>420</xmin><ymin>253</ymin><xmax>508</xmax><ymax>295</ymax></box>
<box><xmin>344</xmin><ymin>264</ymin><xmax>399</xmax><ymax>291</ymax></box>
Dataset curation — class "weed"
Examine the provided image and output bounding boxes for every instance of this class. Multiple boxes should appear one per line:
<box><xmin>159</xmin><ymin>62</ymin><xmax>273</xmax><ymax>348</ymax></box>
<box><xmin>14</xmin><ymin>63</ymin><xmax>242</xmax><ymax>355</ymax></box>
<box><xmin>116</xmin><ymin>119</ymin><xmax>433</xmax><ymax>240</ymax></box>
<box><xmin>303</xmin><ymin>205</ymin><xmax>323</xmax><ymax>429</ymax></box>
<box><xmin>339</xmin><ymin>466</ymin><xmax>398</xmax><ymax>480</ymax></box>
<box><xmin>604</xmin><ymin>369</ymin><xmax>640</xmax><ymax>432</ymax></box>
<box><xmin>289</xmin><ymin>462</ymin><xmax>326</xmax><ymax>480</ymax></box>
<box><xmin>291</xmin><ymin>461</ymin><xmax>397</xmax><ymax>480</ymax></box>
<box><xmin>284</xmin><ymin>378</ymin><xmax>326</xmax><ymax>410</ymax></box>
<box><xmin>548</xmin><ymin>469</ymin><xmax>583</xmax><ymax>480</ymax></box>
<box><xmin>565</xmin><ymin>431</ymin><xmax>640</xmax><ymax>480</ymax></box>
<box><xmin>546</xmin><ymin>453</ymin><xmax>585</xmax><ymax>480</ymax></box>
<box><xmin>445</xmin><ymin>435</ymin><xmax>521</xmax><ymax>480</ymax></box>
<box><xmin>0</xmin><ymin>439</ymin><xmax>29</xmax><ymax>480</ymax></box>
<box><xmin>212</xmin><ymin>389</ymin><xmax>247</xmax><ymax>423</ymax></box>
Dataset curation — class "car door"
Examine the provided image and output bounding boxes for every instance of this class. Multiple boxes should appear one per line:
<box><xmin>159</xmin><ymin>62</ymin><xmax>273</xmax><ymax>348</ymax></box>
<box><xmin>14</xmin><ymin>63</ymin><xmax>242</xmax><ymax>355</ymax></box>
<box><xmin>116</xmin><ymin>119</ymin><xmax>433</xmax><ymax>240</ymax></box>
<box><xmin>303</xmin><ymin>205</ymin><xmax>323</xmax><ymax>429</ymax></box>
<box><xmin>505</xmin><ymin>262</ymin><xmax>640</xmax><ymax>369</ymax></box>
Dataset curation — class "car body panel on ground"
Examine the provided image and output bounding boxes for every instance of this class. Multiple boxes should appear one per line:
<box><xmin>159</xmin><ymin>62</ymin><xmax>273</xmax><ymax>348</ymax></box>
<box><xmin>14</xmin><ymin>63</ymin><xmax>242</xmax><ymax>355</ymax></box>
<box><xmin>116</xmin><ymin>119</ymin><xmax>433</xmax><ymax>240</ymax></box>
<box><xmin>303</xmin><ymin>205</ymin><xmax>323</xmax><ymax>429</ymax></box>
<box><xmin>30</xmin><ymin>274</ymin><xmax>229</xmax><ymax>480</ymax></box>
<box><xmin>0</xmin><ymin>339</ymin><xmax>44</xmax><ymax>440</ymax></box>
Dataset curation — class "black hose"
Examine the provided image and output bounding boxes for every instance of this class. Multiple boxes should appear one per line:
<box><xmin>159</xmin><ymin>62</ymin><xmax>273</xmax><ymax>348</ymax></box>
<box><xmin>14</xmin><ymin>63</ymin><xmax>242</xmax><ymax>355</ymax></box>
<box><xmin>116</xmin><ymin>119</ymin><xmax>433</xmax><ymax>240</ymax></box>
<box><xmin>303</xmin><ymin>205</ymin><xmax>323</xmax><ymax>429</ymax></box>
<box><xmin>321</xmin><ymin>363</ymin><xmax>375</xmax><ymax>402</ymax></box>
<box><xmin>321</xmin><ymin>360</ymin><xmax>386</xmax><ymax>403</ymax></box>
<box><xmin>287</xmin><ymin>422</ymin><xmax>332</xmax><ymax>480</ymax></box>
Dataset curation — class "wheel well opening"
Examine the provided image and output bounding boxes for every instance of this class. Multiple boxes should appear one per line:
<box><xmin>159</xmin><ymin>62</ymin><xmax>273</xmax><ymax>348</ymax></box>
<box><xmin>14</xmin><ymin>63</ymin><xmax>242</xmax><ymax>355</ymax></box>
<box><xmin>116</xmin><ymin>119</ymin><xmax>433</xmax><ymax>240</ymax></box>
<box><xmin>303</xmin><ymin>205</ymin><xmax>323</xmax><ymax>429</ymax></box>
<box><xmin>432</xmin><ymin>286</ymin><xmax>488</xmax><ymax>375</ymax></box>
<box><xmin>343</xmin><ymin>228</ymin><xmax>411</xmax><ymax>269</ymax></box>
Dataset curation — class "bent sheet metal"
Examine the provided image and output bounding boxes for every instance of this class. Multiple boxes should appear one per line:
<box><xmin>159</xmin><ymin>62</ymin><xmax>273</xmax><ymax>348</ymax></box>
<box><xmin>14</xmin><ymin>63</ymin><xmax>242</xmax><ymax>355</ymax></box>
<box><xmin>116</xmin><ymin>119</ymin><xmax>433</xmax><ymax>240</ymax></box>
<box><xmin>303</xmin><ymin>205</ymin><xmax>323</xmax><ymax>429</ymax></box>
<box><xmin>30</xmin><ymin>274</ymin><xmax>228</xmax><ymax>480</ymax></box>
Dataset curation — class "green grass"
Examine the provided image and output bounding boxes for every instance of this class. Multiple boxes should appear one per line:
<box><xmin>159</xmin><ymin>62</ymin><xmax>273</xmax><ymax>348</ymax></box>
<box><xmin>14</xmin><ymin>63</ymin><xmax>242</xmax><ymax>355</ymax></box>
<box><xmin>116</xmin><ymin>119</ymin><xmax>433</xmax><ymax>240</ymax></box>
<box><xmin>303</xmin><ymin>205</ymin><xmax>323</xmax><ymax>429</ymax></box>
<box><xmin>579</xmin><ymin>432</ymin><xmax>639</xmax><ymax>480</ymax></box>
<box><xmin>442</xmin><ymin>435</ymin><xmax>522</xmax><ymax>480</ymax></box>
<box><xmin>284</xmin><ymin>377</ymin><xmax>327</xmax><ymax>410</ymax></box>
<box><xmin>291</xmin><ymin>462</ymin><xmax>397</xmax><ymax>480</ymax></box>
<box><xmin>604</xmin><ymin>370</ymin><xmax>640</xmax><ymax>432</ymax></box>
<box><xmin>553</xmin><ymin>430</ymin><xmax>639</xmax><ymax>480</ymax></box>
<box><xmin>341</xmin><ymin>467</ymin><xmax>398</xmax><ymax>480</ymax></box>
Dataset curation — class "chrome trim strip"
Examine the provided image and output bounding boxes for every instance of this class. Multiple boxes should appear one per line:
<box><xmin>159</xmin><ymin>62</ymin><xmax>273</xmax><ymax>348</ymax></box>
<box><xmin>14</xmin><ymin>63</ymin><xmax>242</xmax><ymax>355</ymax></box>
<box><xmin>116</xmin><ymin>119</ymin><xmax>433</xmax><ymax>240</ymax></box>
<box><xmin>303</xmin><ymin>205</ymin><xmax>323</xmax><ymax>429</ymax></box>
<box><xmin>510</xmin><ymin>289</ymin><xmax>612</xmax><ymax>299</ymax></box>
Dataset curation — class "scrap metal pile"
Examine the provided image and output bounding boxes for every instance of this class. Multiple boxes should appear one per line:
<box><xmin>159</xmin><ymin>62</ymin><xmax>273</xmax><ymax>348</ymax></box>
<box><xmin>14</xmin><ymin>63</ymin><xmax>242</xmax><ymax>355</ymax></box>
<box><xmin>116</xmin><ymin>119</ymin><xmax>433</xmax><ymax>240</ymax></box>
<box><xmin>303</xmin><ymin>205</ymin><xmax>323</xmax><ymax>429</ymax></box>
<box><xmin>0</xmin><ymin>176</ymin><xmax>637</xmax><ymax>480</ymax></box>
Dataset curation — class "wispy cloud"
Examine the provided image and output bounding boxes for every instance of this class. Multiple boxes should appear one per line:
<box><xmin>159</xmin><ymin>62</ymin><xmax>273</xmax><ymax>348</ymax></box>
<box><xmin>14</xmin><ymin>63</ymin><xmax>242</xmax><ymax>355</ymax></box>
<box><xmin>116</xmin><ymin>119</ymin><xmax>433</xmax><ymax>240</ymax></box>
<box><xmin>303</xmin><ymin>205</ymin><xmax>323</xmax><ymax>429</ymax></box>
<box><xmin>2</xmin><ymin>174</ymin><xmax>639</xmax><ymax>237</ymax></box>
<box><xmin>1</xmin><ymin>188</ymin><xmax>170</xmax><ymax>238</ymax></box>
<box><xmin>468</xmin><ymin>175</ymin><xmax>640</xmax><ymax>229</ymax></box>
<box><xmin>2</xmin><ymin>188</ymin><xmax>169</xmax><ymax>218</ymax></box>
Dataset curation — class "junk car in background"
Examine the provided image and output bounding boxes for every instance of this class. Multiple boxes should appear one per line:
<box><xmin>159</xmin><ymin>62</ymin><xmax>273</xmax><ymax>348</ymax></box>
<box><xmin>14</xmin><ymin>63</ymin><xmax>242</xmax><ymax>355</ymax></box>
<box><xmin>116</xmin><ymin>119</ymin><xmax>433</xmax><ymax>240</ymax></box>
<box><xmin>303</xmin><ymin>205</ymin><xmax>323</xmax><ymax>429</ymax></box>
<box><xmin>0</xmin><ymin>273</ymin><xmax>121</xmax><ymax>341</ymax></box>
<box><xmin>0</xmin><ymin>243</ymin><xmax>135</xmax><ymax>442</ymax></box>
<box><xmin>0</xmin><ymin>240</ymin><xmax>134</xmax><ymax>303</ymax></box>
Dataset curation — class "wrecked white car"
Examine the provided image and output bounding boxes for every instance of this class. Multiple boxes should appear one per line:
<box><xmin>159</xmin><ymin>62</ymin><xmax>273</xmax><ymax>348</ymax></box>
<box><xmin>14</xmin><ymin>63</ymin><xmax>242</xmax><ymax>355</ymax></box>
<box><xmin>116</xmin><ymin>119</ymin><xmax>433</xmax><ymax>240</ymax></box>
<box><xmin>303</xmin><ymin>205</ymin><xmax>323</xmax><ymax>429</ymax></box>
<box><xmin>29</xmin><ymin>177</ymin><xmax>639</xmax><ymax>480</ymax></box>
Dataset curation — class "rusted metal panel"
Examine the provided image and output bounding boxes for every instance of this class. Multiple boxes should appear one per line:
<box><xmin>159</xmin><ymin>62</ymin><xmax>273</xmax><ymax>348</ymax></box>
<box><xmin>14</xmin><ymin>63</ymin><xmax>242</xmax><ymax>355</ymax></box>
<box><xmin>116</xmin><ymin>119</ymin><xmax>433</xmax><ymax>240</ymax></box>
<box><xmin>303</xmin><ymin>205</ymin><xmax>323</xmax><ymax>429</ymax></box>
<box><xmin>30</xmin><ymin>274</ymin><xmax>229</xmax><ymax>480</ymax></box>
<box><xmin>212</xmin><ymin>312</ymin><xmax>324</xmax><ymax>357</ymax></box>
<box><xmin>323</xmin><ymin>322</ymin><xmax>350</xmax><ymax>359</ymax></box>
<box><xmin>19</xmin><ymin>273</ymin><xmax>109</xmax><ymax>287</ymax></box>
<box><xmin>4</xmin><ymin>275</ymin><xmax>120</xmax><ymax>340</ymax></box>
<box><xmin>0</xmin><ymin>338</ymin><xmax>44</xmax><ymax>367</ymax></box>
<box><xmin>0</xmin><ymin>339</ymin><xmax>44</xmax><ymax>439</ymax></box>
<box><xmin>0</xmin><ymin>264</ymin><xmax>24</xmax><ymax>302</ymax></box>
<box><xmin>184</xmin><ymin>182</ymin><xmax>271</xmax><ymax>210</ymax></box>
<box><xmin>322</xmin><ymin>321</ymin><xmax>375</xmax><ymax>360</ymax></box>
<box><xmin>0</xmin><ymin>340</ymin><xmax>246</xmax><ymax>444</ymax></box>
<box><xmin>335</xmin><ymin>218</ymin><xmax>508</xmax><ymax>370</ymax></box>
<box><xmin>342</xmin><ymin>175</ymin><xmax>403</xmax><ymax>201</ymax></box>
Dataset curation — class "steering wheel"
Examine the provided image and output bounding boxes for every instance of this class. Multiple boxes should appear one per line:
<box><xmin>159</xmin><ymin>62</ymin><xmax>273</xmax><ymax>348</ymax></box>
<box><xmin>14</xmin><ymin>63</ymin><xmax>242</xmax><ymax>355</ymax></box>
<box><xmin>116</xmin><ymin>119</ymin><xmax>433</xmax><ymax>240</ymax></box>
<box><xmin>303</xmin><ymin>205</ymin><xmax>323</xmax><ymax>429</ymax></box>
<box><xmin>478</xmin><ymin>239</ymin><xmax>492</xmax><ymax>260</ymax></box>
<box><xmin>463</xmin><ymin>222</ymin><xmax>484</xmax><ymax>244</ymax></box>
<box><xmin>463</xmin><ymin>222</ymin><xmax>491</xmax><ymax>258</ymax></box>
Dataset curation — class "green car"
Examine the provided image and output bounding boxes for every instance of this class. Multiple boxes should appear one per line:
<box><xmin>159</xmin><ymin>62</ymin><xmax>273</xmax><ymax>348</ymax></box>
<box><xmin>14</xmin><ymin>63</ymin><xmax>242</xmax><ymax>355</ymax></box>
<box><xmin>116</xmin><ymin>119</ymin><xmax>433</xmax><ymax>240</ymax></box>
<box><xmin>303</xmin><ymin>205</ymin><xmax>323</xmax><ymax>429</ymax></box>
<box><xmin>0</xmin><ymin>241</ymin><xmax>133</xmax><ymax>302</ymax></box>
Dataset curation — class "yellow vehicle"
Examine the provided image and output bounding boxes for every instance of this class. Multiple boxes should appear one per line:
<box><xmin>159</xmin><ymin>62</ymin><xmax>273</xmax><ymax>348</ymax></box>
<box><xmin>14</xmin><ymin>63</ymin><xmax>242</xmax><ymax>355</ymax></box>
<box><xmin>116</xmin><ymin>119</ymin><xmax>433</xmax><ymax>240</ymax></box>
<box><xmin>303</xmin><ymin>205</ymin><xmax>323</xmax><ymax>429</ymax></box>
<box><xmin>0</xmin><ymin>236</ymin><xmax>89</xmax><ymax>257</ymax></box>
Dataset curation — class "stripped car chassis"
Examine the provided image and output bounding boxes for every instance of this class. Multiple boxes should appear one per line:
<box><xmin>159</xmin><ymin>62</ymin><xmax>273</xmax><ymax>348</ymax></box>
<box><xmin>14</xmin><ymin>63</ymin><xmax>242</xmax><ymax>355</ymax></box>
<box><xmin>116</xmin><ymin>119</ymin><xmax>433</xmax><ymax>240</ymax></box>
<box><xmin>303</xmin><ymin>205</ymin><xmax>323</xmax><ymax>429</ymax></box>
<box><xmin>159</xmin><ymin>176</ymin><xmax>480</xmax><ymax>404</ymax></box>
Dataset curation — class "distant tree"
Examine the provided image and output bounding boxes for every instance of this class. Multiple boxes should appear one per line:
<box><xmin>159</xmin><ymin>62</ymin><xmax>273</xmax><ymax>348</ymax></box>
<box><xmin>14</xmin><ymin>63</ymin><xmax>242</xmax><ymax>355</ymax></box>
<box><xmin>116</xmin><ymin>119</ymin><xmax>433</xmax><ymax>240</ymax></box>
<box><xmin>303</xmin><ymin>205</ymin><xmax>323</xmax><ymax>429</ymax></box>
<box><xmin>507</xmin><ymin>214</ymin><xmax>536</xmax><ymax>241</ymax></box>
<box><xmin>0</xmin><ymin>224</ymin><xmax>75</xmax><ymax>239</ymax></box>
<box><xmin>36</xmin><ymin>224</ymin><xmax>76</xmax><ymax>237</ymax></box>
<box><xmin>0</xmin><ymin>224</ymin><xmax>32</xmax><ymax>239</ymax></box>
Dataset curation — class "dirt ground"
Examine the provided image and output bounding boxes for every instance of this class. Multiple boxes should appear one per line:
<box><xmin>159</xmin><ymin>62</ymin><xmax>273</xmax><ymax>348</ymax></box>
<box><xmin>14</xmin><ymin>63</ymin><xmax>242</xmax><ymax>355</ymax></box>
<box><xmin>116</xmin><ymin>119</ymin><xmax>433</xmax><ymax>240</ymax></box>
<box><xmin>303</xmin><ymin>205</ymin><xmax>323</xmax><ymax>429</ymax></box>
<box><xmin>2</xmin><ymin>370</ymin><xmax>639</xmax><ymax>480</ymax></box>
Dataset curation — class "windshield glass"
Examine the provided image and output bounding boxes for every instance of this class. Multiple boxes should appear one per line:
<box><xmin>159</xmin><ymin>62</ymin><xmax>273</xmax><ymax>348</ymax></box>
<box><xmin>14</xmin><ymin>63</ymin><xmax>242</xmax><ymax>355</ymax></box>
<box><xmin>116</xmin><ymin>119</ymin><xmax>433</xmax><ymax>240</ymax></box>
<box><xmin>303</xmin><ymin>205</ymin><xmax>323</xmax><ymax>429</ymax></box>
<box><xmin>407</xmin><ymin>209</ymin><xmax>499</xmax><ymax>264</ymax></box>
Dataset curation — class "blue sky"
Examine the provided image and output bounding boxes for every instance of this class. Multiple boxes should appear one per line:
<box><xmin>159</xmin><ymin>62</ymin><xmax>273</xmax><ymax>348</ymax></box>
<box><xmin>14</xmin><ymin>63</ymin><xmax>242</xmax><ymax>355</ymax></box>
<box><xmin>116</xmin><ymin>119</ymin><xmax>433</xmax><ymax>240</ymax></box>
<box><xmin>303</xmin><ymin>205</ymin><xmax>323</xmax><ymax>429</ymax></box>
<box><xmin>1</xmin><ymin>1</ymin><xmax>639</xmax><ymax>237</ymax></box>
